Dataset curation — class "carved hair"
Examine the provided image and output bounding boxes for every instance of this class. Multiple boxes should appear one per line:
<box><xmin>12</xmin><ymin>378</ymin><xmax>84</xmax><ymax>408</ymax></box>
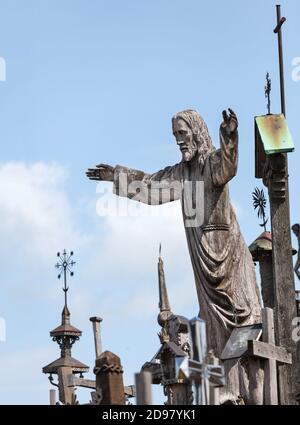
<box><xmin>172</xmin><ymin>109</ymin><xmax>214</xmax><ymax>166</ymax></box>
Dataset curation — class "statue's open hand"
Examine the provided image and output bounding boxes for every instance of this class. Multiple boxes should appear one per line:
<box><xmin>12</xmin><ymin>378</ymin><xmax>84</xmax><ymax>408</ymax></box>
<box><xmin>221</xmin><ymin>108</ymin><xmax>238</xmax><ymax>136</ymax></box>
<box><xmin>86</xmin><ymin>163</ymin><xmax>115</xmax><ymax>182</ymax></box>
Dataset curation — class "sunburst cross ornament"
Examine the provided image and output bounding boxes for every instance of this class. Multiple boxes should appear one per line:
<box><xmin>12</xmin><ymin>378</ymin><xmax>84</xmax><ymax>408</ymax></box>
<box><xmin>55</xmin><ymin>250</ymin><xmax>76</xmax><ymax>308</ymax></box>
<box><xmin>252</xmin><ymin>187</ymin><xmax>269</xmax><ymax>232</ymax></box>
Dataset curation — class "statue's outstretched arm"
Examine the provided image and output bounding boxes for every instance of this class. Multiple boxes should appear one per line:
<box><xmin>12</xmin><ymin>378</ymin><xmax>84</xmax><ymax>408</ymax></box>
<box><xmin>112</xmin><ymin>163</ymin><xmax>182</xmax><ymax>205</ymax></box>
<box><xmin>210</xmin><ymin>109</ymin><xmax>239</xmax><ymax>187</ymax></box>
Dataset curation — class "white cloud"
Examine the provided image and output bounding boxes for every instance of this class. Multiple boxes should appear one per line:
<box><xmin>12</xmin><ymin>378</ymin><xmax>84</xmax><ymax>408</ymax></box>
<box><xmin>0</xmin><ymin>162</ymin><xmax>89</xmax><ymax>263</ymax></box>
<box><xmin>0</xmin><ymin>345</ymin><xmax>55</xmax><ymax>404</ymax></box>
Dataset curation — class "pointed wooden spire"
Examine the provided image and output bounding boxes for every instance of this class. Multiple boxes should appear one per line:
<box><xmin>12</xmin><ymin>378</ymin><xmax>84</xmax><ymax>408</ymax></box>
<box><xmin>157</xmin><ymin>244</ymin><xmax>172</xmax><ymax>326</ymax></box>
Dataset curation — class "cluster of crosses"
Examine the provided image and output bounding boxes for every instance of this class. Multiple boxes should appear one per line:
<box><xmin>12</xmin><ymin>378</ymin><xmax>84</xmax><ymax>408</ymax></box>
<box><xmin>42</xmin><ymin>248</ymin><xmax>225</xmax><ymax>405</ymax></box>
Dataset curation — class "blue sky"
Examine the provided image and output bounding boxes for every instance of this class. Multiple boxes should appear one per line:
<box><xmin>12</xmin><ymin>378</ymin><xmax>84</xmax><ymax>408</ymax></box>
<box><xmin>0</xmin><ymin>0</ymin><xmax>299</xmax><ymax>404</ymax></box>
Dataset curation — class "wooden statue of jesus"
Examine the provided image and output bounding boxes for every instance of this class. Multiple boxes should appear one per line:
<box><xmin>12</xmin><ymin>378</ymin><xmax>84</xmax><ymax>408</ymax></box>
<box><xmin>87</xmin><ymin>109</ymin><xmax>262</xmax><ymax>402</ymax></box>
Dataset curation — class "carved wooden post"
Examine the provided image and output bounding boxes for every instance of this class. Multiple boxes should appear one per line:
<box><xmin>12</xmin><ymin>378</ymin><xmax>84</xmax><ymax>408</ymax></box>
<box><xmin>262</xmin><ymin>308</ymin><xmax>278</xmax><ymax>404</ymax></box>
<box><xmin>94</xmin><ymin>351</ymin><xmax>125</xmax><ymax>405</ymax></box>
<box><xmin>269</xmin><ymin>6</ymin><xmax>297</xmax><ymax>404</ymax></box>
<box><xmin>207</xmin><ymin>351</ymin><xmax>220</xmax><ymax>405</ymax></box>
<box><xmin>90</xmin><ymin>316</ymin><xmax>103</xmax><ymax>358</ymax></box>
<box><xmin>249</xmin><ymin>231</ymin><xmax>274</xmax><ymax>308</ymax></box>
<box><xmin>267</xmin><ymin>156</ymin><xmax>297</xmax><ymax>404</ymax></box>
<box><xmin>135</xmin><ymin>371</ymin><xmax>152</xmax><ymax>405</ymax></box>
<box><xmin>49</xmin><ymin>389</ymin><xmax>56</xmax><ymax>405</ymax></box>
<box><xmin>57</xmin><ymin>367</ymin><xmax>75</xmax><ymax>405</ymax></box>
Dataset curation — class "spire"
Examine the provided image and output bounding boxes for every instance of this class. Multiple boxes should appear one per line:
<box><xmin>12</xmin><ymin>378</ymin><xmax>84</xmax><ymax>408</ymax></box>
<box><xmin>157</xmin><ymin>244</ymin><xmax>172</xmax><ymax>326</ymax></box>
<box><xmin>43</xmin><ymin>250</ymin><xmax>89</xmax><ymax>399</ymax></box>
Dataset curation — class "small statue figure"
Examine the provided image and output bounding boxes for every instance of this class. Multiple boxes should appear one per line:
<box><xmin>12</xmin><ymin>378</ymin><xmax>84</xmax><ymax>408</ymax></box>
<box><xmin>292</xmin><ymin>224</ymin><xmax>300</xmax><ymax>280</ymax></box>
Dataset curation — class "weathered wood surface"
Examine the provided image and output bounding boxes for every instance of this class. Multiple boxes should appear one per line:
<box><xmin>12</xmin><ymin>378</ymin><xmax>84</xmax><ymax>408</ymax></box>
<box><xmin>262</xmin><ymin>308</ymin><xmax>278</xmax><ymax>405</ymax></box>
<box><xmin>267</xmin><ymin>153</ymin><xmax>297</xmax><ymax>403</ymax></box>
<box><xmin>67</xmin><ymin>375</ymin><xmax>97</xmax><ymax>389</ymax></box>
<box><xmin>57</xmin><ymin>367</ymin><xmax>75</xmax><ymax>404</ymax></box>
<box><xmin>135</xmin><ymin>372</ymin><xmax>152</xmax><ymax>405</ymax></box>
<box><xmin>259</xmin><ymin>257</ymin><xmax>274</xmax><ymax>309</ymax></box>
<box><xmin>89</xmin><ymin>316</ymin><xmax>103</xmax><ymax>358</ymax></box>
<box><xmin>248</xmin><ymin>340</ymin><xmax>292</xmax><ymax>364</ymax></box>
<box><xmin>208</xmin><ymin>351</ymin><xmax>220</xmax><ymax>405</ymax></box>
<box><xmin>94</xmin><ymin>351</ymin><xmax>125</xmax><ymax>405</ymax></box>
<box><xmin>49</xmin><ymin>389</ymin><xmax>56</xmax><ymax>406</ymax></box>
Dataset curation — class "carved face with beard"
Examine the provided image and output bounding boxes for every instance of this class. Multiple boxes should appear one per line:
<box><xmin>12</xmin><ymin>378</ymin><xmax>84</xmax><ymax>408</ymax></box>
<box><xmin>172</xmin><ymin>118</ymin><xmax>197</xmax><ymax>162</ymax></box>
<box><xmin>172</xmin><ymin>109</ymin><xmax>213</xmax><ymax>167</ymax></box>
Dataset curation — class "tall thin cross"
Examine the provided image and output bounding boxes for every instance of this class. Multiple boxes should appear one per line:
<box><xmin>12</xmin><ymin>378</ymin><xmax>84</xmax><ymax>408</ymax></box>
<box><xmin>265</xmin><ymin>4</ymin><xmax>297</xmax><ymax>404</ymax></box>
<box><xmin>55</xmin><ymin>250</ymin><xmax>76</xmax><ymax>308</ymax></box>
<box><xmin>265</xmin><ymin>72</ymin><xmax>271</xmax><ymax>115</ymax></box>
<box><xmin>273</xmin><ymin>5</ymin><xmax>286</xmax><ymax>116</ymax></box>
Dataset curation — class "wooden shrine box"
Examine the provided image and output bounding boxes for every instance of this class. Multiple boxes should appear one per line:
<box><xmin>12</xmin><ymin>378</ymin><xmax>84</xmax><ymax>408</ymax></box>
<box><xmin>255</xmin><ymin>114</ymin><xmax>294</xmax><ymax>178</ymax></box>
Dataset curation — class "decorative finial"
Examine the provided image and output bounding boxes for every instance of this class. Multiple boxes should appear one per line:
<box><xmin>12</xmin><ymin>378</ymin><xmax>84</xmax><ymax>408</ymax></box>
<box><xmin>252</xmin><ymin>187</ymin><xmax>268</xmax><ymax>232</ymax></box>
<box><xmin>159</xmin><ymin>243</ymin><xmax>162</xmax><ymax>258</ymax></box>
<box><xmin>265</xmin><ymin>72</ymin><xmax>272</xmax><ymax>115</ymax></box>
<box><xmin>55</xmin><ymin>250</ymin><xmax>76</xmax><ymax>308</ymax></box>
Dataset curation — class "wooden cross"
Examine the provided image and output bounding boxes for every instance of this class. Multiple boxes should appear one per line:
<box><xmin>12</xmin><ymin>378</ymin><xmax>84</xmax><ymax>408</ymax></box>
<box><xmin>247</xmin><ymin>307</ymin><xmax>292</xmax><ymax>404</ymax></box>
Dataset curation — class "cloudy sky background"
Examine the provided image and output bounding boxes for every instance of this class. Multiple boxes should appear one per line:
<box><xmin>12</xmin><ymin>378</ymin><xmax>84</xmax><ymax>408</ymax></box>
<box><xmin>0</xmin><ymin>0</ymin><xmax>299</xmax><ymax>404</ymax></box>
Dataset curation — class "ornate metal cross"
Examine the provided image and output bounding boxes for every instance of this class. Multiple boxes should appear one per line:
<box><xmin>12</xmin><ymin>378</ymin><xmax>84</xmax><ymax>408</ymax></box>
<box><xmin>55</xmin><ymin>250</ymin><xmax>76</xmax><ymax>308</ymax></box>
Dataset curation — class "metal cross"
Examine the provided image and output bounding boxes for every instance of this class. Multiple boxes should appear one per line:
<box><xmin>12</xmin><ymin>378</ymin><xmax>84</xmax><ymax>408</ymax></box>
<box><xmin>55</xmin><ymin>250</ymin><xmax>76</xmax><ymax>308</ymax></box>
<box><xmin>265</xmin><ymin>72</ymin><xmax>272</xmax><ymax>115</ymax></box>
